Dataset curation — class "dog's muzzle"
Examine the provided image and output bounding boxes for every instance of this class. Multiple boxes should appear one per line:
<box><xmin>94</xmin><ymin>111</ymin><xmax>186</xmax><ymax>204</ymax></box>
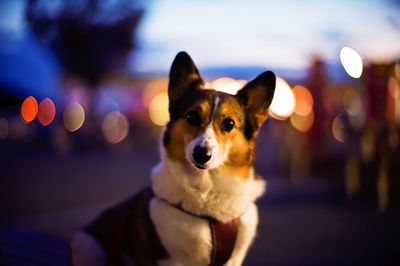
<box><xmin>192</xmin><ymin>145</ymin><xmax>211</xmax><ymax>169</ymax></box>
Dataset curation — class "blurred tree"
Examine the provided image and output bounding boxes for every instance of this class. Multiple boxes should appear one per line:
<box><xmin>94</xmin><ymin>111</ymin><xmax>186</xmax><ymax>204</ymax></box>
<box><xmin>26</xmin><ymin>0</ymin><xmax>143</xmax><ymax>86</ymax></box>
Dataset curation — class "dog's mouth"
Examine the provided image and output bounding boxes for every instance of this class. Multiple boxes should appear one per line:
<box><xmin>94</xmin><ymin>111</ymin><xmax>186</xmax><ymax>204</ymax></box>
<box><xmin>193</xmin><ymin>162</ymin><xmax>207</xmax><ymax>170</ymax></box>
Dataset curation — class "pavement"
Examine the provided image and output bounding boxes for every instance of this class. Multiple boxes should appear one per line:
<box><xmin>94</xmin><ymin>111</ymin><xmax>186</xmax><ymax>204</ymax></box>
<box><xmin>1</xmin><ymin>128</ymin><xmax>399</xmax><ymax>265</ymax></box>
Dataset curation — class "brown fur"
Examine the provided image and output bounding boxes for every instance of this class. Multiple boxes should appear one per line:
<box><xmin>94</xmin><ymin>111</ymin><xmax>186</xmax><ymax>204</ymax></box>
<box><xmin>164</xmin><ymin>51</ymin><xmax>275</xmax><ymax>181</ymax></box>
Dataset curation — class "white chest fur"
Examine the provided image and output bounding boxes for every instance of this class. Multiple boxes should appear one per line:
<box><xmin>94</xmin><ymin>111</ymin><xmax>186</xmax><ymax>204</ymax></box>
<box><xmin>150</xmin><ymin>153</ymin><xmax>265</xmax><ymax>266</ymax></box>
<box><xmin>150</xmin><ymin>198</ymin><xmax>259</xmax><ymax>266</ymax></box>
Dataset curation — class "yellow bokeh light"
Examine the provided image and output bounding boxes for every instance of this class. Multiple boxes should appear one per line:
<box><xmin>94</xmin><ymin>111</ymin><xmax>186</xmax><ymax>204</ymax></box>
<box><xmin>290</xmin><ymin>111</ymin><xmax>314</xmax><ymax>133</ymax></box>
<box><xmin>269</xmin><ymin>77</ymin><xmax>295</xmax><ymax>120</ymax></box>
<box><xmin>340</xmin><ymin>47</ymin><xmax>363</xmax><ymax>78</ymax></box>
<box><xmin>63</xmin><ymin>101</ymin><xmax>85</xmax><ymax>132</ymax></box>
<box><xmin>148</xmin><ymin>92</ymin><xmax>170</xmax><ymax>126</ymax></box>
<box><xmin>293</xmin><ymin>85</ymin><xmax>313</xmax><ymax>116</ymax></box>
<box><xmin>142</xmin><ymin>79</ymin><xmax>168</xmax><ymax>107</ymax></box>
<box><xmin>208</xmin><ymin>77</ymin><xmax>247</xmax><ymax>95</ymax></box>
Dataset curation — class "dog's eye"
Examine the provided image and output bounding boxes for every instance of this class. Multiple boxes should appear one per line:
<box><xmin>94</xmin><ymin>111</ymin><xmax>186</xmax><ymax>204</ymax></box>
<box><xmin>185</xmin><ymin>111</ymin><xmax>201</xmax><ymax>126</ymax></box>
<box><xmin>221</xmin><ymin>118</ymin><xmax>235</xmax><ymax>132</ymax></box>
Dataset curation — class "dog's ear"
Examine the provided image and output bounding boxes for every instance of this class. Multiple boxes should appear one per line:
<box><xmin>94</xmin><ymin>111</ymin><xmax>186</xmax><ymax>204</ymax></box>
<box><xmin>168</xmin><ymin>52</ymin><xmax>203</xmax><ymax>119</ymax></box>
<box><xmin>237</xmin><ymin>71</ymin><xmax>276</xmax><ymax>139</ymax></box>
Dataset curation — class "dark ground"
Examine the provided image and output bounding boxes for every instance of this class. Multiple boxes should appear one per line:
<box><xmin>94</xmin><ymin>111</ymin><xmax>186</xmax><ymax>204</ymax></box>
<box><xmin>1</xmin><ymin>127</ymin><xmax>399</xmax><ymax>265</ymax></box>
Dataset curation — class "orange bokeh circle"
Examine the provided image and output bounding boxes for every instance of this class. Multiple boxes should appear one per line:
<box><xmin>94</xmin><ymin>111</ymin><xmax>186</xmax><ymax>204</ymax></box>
<box><xmin>20</xmin><ymin>96</ymin><xmax>39</xmax><ymax>123</ymax></box>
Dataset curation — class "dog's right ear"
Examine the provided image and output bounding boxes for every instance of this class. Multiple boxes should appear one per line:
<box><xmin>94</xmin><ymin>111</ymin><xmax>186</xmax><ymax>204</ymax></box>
<box><xmin>168</xmin><ymin>52</ymin><xmax>203</xmax><ymax>120</ymax></box>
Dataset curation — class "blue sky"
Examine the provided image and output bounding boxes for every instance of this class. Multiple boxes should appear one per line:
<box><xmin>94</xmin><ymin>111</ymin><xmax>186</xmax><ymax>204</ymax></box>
<box><xmin>132</xmin><ymin>0</ymin><xmax>400</xmax><ymax>73</ymax></box>
<box><xmin>0</xmin><ymin>0</ymin><xmax>399</xmax><ymax>82</ymax></box>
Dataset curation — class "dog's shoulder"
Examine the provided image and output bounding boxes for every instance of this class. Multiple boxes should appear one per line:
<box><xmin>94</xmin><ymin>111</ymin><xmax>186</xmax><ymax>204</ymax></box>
<box><xmin>83</xmin><ymin>187</ymin><xmax>154</xmax><ymax>249</ymax></box>
<box><xmin>72</xmin><ymin>187</ymin><xmax>168</xmax><ymax>265</ymax></box>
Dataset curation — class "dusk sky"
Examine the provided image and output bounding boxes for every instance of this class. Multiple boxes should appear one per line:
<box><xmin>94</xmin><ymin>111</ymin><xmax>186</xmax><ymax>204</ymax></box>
<box><xmin>0</xmin><ymin>0</ymin><xmax>399</xmax><ymax>76</ymax></box>
<box><xmin>132</xmin><ymin>0</ymin><xmax>400</xmax><ymax>73</ymax></box>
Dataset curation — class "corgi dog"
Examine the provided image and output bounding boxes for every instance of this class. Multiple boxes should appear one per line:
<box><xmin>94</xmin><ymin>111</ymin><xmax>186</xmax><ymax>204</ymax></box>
<box><xmin>71</xmin><ymin>52</ymin><xmax>276</xmax><ymax>266</ymax></box>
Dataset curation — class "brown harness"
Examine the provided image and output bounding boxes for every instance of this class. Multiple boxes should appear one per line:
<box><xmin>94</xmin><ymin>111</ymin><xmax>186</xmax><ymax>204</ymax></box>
<box><xmin>209</xmin><ymin>217</ymin><xmax>240</xmax><ymax>266</ymax></box>
<box><xmin>83</xmin><ymin>187</ymin><xmax>240</xmax><ymax>266</ymax></box>
<box><xmin>170</xmin><ymin>201</ymin><xmax>241</xmax><ymax>266</ymax></box>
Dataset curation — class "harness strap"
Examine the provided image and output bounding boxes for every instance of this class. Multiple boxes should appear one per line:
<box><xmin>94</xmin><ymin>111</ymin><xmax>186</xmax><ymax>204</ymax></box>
<box><xmin>85</xmin><ymin>187</ymin><xmax>241</xmax><ymax>266</ymax></box>
<box><xmin>169</xmin><ymin>201</ymin><xmax>241</xmax><ymax>266</ymax></box>
<box><xmin>209</xmin><ymin>218</ymin><xmax>240</xmax><ymax>266</ymax></box>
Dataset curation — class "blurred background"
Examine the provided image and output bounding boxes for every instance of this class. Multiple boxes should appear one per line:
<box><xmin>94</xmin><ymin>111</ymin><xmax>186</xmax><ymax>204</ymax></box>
<box><xmin>0</xmin><ymin>0</ymin><xmax>400</xmax><ymax>265</ymax></box>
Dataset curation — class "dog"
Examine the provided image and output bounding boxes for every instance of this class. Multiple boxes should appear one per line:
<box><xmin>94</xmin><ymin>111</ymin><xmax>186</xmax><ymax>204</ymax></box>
<box><xmin>71</xmin><ymin>52</ymin><xmax>276</xmax><ymax>266</ymax></box>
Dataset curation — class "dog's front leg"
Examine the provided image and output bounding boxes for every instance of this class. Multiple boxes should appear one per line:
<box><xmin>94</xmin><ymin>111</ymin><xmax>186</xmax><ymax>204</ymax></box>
<box><xmin>225</xmin><ymin>203</ymin><xmax>259</xmax><ymax>266</ymax></box>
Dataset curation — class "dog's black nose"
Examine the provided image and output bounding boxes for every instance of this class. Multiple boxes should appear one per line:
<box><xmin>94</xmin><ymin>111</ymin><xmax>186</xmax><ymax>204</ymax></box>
<box><xmin>192</xmin><ymin>145</ymin><xmax>211</xmax><ymax>165</ymax></box>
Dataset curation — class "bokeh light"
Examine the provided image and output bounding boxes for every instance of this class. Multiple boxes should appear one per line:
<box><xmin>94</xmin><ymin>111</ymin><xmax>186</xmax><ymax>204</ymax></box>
<box><xmin>340</xmin><ymin>47</ymin><xmax>363</xmax><ymax>78</ymax></box>
<box><xmin>343</xmin><ymin>88</ymin><xmax>362</xmax><ymax>116</ymax></box>
<box><xmin>148</xmin><ymin>91</ymin><xmax>170</xmax><ymax>126</ymax></box>
<box><xmin>69</xmin><ymin>84</ymin><xmax>90</xmax><ymax>108</ymax></box>
<box><xmin>269</xmin><ymin>77</ymin><xmax>296</xmax><ymax>120</ymax></box>
<box><xmin>207</xmin><ymin>77</ymin><xmax>247</xmax><ymax>95</ymax></box>
<box><xmin>290</xmin><ymin>111</ymin><xmax>314</xmax><ymax>133</ymax></box>
<box><xmin>63</xmin><ymin>101</ymin><xmax>85</xmax><ymax>132</ymax></box>
<box><xmin>332</xmin><ymin>116</ymin><xmax>346</xmax><ymax>143</ymax></box>
<box><xmin>38</xmin><ymin>98</ymin><xmax>56</xmax><ymax>126</ymax></box>
<box><xmin>20</xmin><ymin>96</ymin><xmax>38</xmax><ymax>123</ymax></box>
<box><xmin>142</xmin><ymin>79</ymin><xmax>168</xmax><ymax>108</ymax></box>
<box><xmin>293</xmin><ymin>85</ymin><xmax>313</xmax><ymax>116</ymax></box>
<box><xmin>102</xmin><ymin>111</ymin><xmax>129</xmax><ymax>144</ymax></box>
<box><xmin>0</xmin><ymin>118</ymin><xmax>9</xmax><ymax>140</ymax></box>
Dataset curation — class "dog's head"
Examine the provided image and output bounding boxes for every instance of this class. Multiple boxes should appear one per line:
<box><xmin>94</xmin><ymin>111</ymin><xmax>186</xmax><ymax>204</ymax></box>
<box><xmin>163</xmin><ymin>52</ymin><xmax>275</xmax><ymax>179</ymax></box>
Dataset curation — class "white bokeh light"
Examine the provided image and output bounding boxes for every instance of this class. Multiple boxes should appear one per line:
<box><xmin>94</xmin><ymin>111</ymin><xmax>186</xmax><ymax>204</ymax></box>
<box><xmin>269</xmin><ymin>77</ymin><xmax>296</xmax><ymax>120</ymax></box>
<box><xmin>340</xmin><ymin>47</ymin><xmax>363</xmax><ymax>78</ymax></box>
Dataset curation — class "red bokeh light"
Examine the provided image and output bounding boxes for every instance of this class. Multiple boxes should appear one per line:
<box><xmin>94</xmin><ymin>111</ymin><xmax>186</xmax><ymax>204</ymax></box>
<box><xmin>38</xmin><ymin>98</ymin><xmax>56</xmax><ymax>126</ymax></box>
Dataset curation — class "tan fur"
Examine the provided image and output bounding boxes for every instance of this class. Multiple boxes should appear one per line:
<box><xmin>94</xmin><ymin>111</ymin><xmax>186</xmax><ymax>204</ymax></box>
<box><xmin>166</xmin><ymin>92</ymin><xmax>255</xmax><ymax>181</ymax></box>
<box><xmin>215</xmin><ymin>98</ymin><xmax>255</xmax><ymax>180</ymax></box>
<box><xmin>165</xmin><ymin>120</ymin><xmax>188</xmax><ymax>162</ymax></box>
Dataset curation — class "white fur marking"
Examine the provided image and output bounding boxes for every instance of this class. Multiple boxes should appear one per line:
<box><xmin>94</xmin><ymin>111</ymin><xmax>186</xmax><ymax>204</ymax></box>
<box><xmin>185</xmin><ymin>125</ymin><xmax>227</xmax><ymax>169</ymax></box>
<box><xmin>150</xmin><ymin>195</ymin><xmax>260</xmax><ymax>266</ymax></box>
<box><xmin>150</xmin><ymin>198</ymin><xmax>212</xmax><ymax>266</ymax></box>
<box><xmin>152</xmin><ymin>149</ymin><xmax>265</xmax><ymax>223</ymax></box>
<box><xmin>211</xmin><ymin>95</ymin><xmax>220</xmax><ymax>121</ymax></box>
<box><xmin>151</xmin><ymin>156</ymin><xmax>263</xmax><ymax>265</ymax></box>
<box><xmin>184</xmin><ymin>94</ymin><xmax>231</xmax><ymax>170</ymax></box>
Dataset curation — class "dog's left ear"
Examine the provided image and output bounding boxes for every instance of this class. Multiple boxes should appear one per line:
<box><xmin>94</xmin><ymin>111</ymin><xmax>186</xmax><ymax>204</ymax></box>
<box><xmin>237</xmin><ymin>71</ymin><xmax>276</xmax><ymax>139</ymax></box>
<box><xmin>168</xmin><ymin>52</ymin><xmax>204</xmax><ymax>120</ymax></box>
